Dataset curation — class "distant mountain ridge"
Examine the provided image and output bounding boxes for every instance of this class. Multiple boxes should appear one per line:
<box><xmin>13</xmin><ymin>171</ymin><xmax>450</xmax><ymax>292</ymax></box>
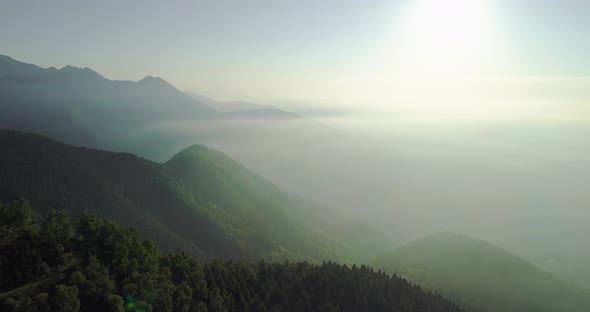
<box><xmin>0</xmin><ymin>54</ymin><xmax>218</xmax><ymax>158</ymax></box>
<box><xmin>371</xmin><ymin>232</ymin><xmax>590</xmax><ymax>312</ymax></box>
<box><xmin>185</xmin><ymin>91</ymin><xmax>299</xmax><ymax>119</ymax></box>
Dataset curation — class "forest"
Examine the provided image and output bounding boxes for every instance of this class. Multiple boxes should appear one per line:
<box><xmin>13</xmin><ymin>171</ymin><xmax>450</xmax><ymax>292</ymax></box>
<box><xmin>0</xmin><ymin>199</ymin><xmax>466</xmax><ymax>312</ymax></box>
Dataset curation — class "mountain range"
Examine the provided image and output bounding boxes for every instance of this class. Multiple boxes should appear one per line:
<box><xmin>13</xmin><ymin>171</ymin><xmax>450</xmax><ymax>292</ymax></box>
<box><xmin>0</xmin><ymin>54</ymin><xmax>306</xmax><ymax>160</ymax></box>
<box><xmin>2</xmin><ymin>53</ymin><xmax>590</xmax><ymax>311</ymax></box>
<box><xmin>0</xmin><ymin>129</ymin><xmax>389</xmax><ymax>262</ymax></box>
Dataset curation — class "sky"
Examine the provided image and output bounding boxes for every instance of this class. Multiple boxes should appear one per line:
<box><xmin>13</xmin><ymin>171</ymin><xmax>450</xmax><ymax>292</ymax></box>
<box><xmin>1</xmin><ymin>0</ymin><xmax>589</xmax><ymax>117</ymax></box>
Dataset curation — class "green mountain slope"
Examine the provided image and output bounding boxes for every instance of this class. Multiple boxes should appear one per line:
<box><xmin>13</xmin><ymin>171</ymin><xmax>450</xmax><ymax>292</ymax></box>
<box><xmin>166</xmin><ymin>145</ymin><xmax>336</xmax><ymax>260</ymax></box>
<box><xmin>371</xmin><ymin>232</ymin><xmax>590</xmax><ymax>312</ymax></box>
<box><xmin>0</xmin><ymin>130</ymin><xmax>351</xmax><ymax>261</ymax></box>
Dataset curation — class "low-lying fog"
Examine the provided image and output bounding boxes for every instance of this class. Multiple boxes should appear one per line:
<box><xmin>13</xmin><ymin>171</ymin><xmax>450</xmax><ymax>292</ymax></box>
<box><xmin>142</xmin><ymin>112</ymin><xmax>590</xmax><ymax>288</ymax></box>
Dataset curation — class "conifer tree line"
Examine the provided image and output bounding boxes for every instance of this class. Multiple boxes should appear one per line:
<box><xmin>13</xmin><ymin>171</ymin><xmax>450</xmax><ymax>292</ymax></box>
<box><xmin>0</xmin><ymin>200</ymin><xmax>466</xmax><ymax>312</ymax></box>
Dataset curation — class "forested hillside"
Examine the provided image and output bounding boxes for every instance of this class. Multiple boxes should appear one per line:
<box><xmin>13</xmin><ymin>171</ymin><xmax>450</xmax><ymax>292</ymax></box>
<box><xmin>0</xmin><ymin>130</ymin><xmax>357</xmax><ymax>261</ymax></box>
<box><xmin>371</xmin><ymin>232</ymin><xmax>590</xmax><ymax>312</ymax></box>
<box><xmin>0</xmin><ymin>200</ymin><xmax>467</xmax><ymax>312</ymax></box>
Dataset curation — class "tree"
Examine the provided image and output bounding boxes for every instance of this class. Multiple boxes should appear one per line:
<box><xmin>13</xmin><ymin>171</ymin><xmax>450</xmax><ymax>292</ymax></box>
<box><xmin>0</xmin><ymin>199</ymin><xmax>33</xmax><ymax>231</ymax></box>
<box><xmin>41</xmin><ymin>208</ymin><xmax>71</xmax><ymax>244</ymax></box>
<box><xmin>106</xmin><ymin>295</ymin><xmax>125</xmax><ymax>312</ymax></box>
<box><xmin>193</xmin><ymin>302</ymin><xmax>208</xmax><ymax>312</ymax></box>
<box><xmin>55</xmin><ymin>285</ymin><xmax>80</xmax><ymax>312</ymax></box>
<box><xmin>208</xmin><ymin>288</ymin><xmax>226</xmax><ymax>312</ymax></box>
<box><xmin>173</xmin><ymin>282</ymin><xmax>192</xmax><ymax>312</ymax></box>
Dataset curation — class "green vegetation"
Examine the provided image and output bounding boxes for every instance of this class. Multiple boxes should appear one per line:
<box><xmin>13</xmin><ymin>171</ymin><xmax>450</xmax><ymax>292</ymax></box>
<box><xmin>165</xmin><ymin>144</ymin><xmax>346</xmax><ymax>261</ymax></box>
<box><xmin>371</xmin><ymin>232</ymin><xmax>590</xmax><ymax>312</ymax></box>
<box><xmin>0</xmin><ymin>200</ymin><xmax>466</xmax><ymax>312</ymax></box>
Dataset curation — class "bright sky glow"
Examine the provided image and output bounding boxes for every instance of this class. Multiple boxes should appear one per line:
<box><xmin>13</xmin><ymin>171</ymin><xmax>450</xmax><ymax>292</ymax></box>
<box><xmin>0</xmin><ymin>0</ymin><xmax>588</xmax><ymax>119</ymax></box>
<box><xmin>396</xmin><ymin>0</ymin><xmax>498</xmax><ymax>77</ymax></box>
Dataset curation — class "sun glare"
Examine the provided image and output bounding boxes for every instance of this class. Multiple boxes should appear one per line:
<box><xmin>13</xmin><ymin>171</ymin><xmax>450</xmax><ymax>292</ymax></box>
<box><xmin>398</xmin><ymin>0</ymin><xmax>498</xmax><ymax>77</ymax></box>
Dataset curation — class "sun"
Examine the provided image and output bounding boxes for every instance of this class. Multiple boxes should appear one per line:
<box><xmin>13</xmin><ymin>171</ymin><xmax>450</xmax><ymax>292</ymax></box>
<box><xmin>372</xmin><ymin>0</ymin><xmax>502</xmax><ymax>116</ymax></box>
<box><xmin>397</xmin><ymin>0</ymin><xmax>498</xmax><ymax>77</ymax></box>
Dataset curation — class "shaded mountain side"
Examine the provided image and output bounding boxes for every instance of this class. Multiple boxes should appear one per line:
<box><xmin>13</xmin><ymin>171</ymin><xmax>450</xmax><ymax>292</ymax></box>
<box><xmin>370</xmin><ymin>232</ymin><xmax>590</xmax><ymax>312</ymax></box>
<box><xmin>0</xmin><ymin>202</ymin><xmax>468</xmax><ymax>312</ymax></box>
<box><xmin>0</xmin><ymin>130</ymin><xmax>240</xmax><ymax>258</ymax></box>
<box><xmin>0</xmin><ymin>130</ymin><xmax>364</xmax><ymax>262</ymax></box>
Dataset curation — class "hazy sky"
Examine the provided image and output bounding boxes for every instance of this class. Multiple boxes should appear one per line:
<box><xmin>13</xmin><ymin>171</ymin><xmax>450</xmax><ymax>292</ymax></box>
<box><xmin>1</xmin><ymin>0</ymin><xmax>589</xmax><ymax>116</ymax></box>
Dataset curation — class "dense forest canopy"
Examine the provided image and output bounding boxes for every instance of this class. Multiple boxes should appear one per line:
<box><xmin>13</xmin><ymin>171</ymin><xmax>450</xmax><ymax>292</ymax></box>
<box><xmin>0</xmin><ymin>200</ymin><xmax>467</xmax><ymax>312</ymax></box>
